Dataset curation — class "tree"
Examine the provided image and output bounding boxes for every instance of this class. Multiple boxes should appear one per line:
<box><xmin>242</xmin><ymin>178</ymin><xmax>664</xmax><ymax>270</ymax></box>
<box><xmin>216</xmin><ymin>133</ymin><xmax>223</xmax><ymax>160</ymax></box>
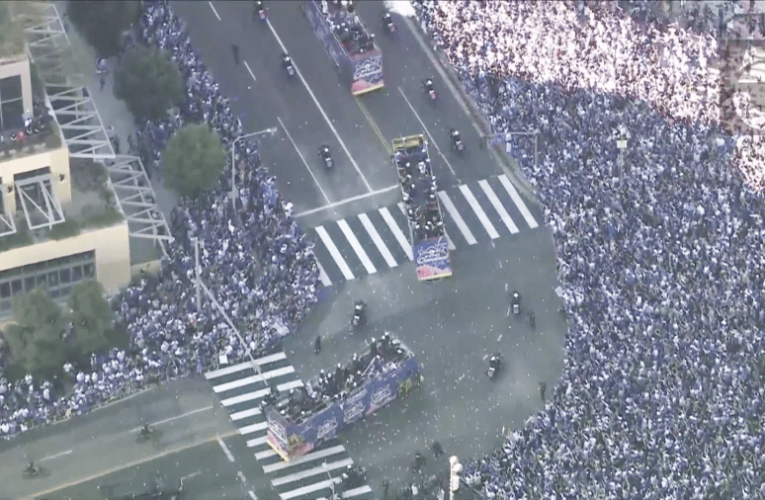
<box><xmin>114</xmin><ymin>46</ymin><xmax>183</xmax><ymax>122</ymax></box>
<box><xmin>67</xmin><ymin>0</ymin><xmax>140</xmax><ymax>58</ymax></box>
<box><xmin>68</xmin><ymin>280</ymin><xmax>121</xmax><ymax>364</ymax></box>
<box><xmin>3</xmin><ymin>288</ymin><xmax>67</xmax><ymax>378</ymax></box>
<box><xmin>162</xmin><ymin>124</ymin><xmax>227</xmax><ymax>198</ymax></box>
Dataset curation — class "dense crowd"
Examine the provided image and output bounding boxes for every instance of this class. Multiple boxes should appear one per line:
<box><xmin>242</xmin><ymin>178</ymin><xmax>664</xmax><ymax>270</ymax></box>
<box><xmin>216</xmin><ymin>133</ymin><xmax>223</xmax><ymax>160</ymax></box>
<box><xmin>0</xmin><ymin>0</ymin><xmax>319</xmax><ymax>438</ymax></box>
<box><xmin>414</xmin><ymin>0</ymin><xmax>765</xmax><ymax>499</ymax></box>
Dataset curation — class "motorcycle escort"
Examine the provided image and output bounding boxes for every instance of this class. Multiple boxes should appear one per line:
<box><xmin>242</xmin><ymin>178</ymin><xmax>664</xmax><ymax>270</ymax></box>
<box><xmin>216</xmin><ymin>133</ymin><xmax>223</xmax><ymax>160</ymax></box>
<box><xmin>349</xmin><ymin>300</ymin><xmax>366</xmax><ymax>333</ymax></box>
<box><xmin>255</xmin><ymin>0</ymin><xmax>266</xmax><ymax>21</ymax></box>
<box><xmin>282</xmin><ymin>53</ymin><xmax>295</xmax><ymax>77</ymax></box>
<box><xmin>449</xmin><ymin>128</ymin><xmax>464</xmax><ymax>153</ymax></box>
<box><xmin>319</xmin><ymin>145</ymin><xmax>333</xmax><ymax>169</ymax></box>
<box><xmin>22</xmin><ymin>461</ymin><xmax>49</xmax><ymax>479</ymax></box>
<box><xmin>136</xmin><ymin>424</ymin><xmax>162</xmax><ymax>444</ymax></box>
<box><xmin>510</xmin><ymin>290</ymin><xmax>521</xmax><ymax>316</ymax></box>
<box><xmin>382</xmin><ymin>12</ymin><xmax>396</xmax><ymax>34</ymax></box>
<box><xmin>423</xmin><ymin>78</ymin><xmax>437</xmax><ymax>101</ymax></box>
<box><xmin>487</xmin><ymin>352</ymin><xmax>503</xmax><ymax>380</ymax></box>
<box><xmin>341</xmin><ymin>464</ymin><xmax>367</xmax><ymax>490</ymax></box>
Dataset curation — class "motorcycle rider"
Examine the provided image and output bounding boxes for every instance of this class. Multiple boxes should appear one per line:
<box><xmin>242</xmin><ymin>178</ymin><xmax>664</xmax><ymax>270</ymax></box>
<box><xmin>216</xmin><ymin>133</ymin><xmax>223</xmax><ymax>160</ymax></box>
<box><xmin>314</xmin><ymin>334</ymin><xmax>322</xmax><ymax>354</ymax></box>
<box><xmin>319</xmin><ymin>145</ymin><xmax>332</xmax><ymax>166</ymax></box>
<box><xmin>140</xmin><ymin>423</ymin><xmax>153</xmax><ymax>439</ymax></box>
<box><xmin>412</xmin><ymin>451</ymin><xmax>426</xmax><ymax>472</ymax></box>
<box><xmin>26</xmin><ymin>460</ymin><xmax>37</xmax><ymax>475</ymax></box>
<box><xmin>423</xmin><ymin>78</ymin><xmax>435</xmax><ymax>96</ymax></box>
<box><xmin>382</xmin><ymin>11</ymin><xmax>395</xmax><ymax>31</ymax></box>
<box><xmin>449</xmin><ymin>128</ymin><xmax>462</xmax><ymax>149</ymax></box>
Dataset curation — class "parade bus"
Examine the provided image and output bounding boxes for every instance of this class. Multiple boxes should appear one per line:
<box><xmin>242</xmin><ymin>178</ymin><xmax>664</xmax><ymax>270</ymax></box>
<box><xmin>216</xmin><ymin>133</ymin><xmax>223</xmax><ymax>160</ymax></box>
<box><xmin>264</xmin><ymin>335</ymin><xmax>422</xmax><ymax>461</ymax></box>
<box><xmin>302</xmin><ymin>0</ymin><xmax>384</xmax><ymax>95</ymax></box>
<box><xmin>392</xmin><ymin>134</ymin><xmax>453</xmax><ymax>281</ymax></box>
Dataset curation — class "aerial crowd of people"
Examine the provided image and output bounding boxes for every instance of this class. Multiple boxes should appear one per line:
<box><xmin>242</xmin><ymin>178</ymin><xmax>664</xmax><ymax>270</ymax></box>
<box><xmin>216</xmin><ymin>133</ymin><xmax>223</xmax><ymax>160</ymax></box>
<box><xmin>0</xmin><ymin>0</ymin><xmax>319</xmax><ymax>438</ymax></box>
<box><xmin>413</xmin><ymin>0</ymin><xmax>765</xmax><ymax>498</ymax></box>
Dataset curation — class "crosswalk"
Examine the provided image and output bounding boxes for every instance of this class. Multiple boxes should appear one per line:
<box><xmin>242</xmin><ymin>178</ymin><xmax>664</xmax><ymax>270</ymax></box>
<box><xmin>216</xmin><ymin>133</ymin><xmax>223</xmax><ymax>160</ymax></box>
<box><xmin>205</xmin><ymin>353</ymin><xmax>374</xmax><ymax>500</ymax></box>
<box><xmin>308</xmin><ymin>175</ymin><xmax>539</xmax><ymax>286</ymax></box>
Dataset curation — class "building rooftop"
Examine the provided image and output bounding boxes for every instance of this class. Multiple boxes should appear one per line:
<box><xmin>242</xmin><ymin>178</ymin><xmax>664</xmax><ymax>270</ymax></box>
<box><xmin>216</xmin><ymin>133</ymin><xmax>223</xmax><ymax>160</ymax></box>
<box><xmin>0</xmin><ymin>3</ymin><xmax>25</xmax><ymax>62</ymax></box>
<box><xmin>0</xmin><ymin>158</ymin><xmax>124</xmax><ymax>253</ymax></box>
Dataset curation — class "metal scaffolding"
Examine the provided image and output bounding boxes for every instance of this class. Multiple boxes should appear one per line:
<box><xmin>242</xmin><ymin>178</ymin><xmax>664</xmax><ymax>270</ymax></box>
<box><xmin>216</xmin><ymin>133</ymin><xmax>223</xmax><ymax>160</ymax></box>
<box><xmin>18</xmin><ymin>2</ymin><xmax>172</xmax><ymax>252</ymax></box>
<box><xmin>0</xmin><ymin>187</ymin><xmax>17</xmax><ymax>237</ymax></box>
<box><xmin>14</xmin><ymin>173</ymin><xmax>66</xmax><ymax>230</ymax></box>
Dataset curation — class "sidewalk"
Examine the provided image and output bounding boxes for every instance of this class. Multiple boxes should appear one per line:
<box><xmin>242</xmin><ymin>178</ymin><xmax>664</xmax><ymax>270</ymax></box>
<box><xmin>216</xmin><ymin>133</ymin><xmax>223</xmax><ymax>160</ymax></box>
<box><xmin>57</xmin><ymin>2</ymin><xmax>180</xmax><ymax>247</ymax></box>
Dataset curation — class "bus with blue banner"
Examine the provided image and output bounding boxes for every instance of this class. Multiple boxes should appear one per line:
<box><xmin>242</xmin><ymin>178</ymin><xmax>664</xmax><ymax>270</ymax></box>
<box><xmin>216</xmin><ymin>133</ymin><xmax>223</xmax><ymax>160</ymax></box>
<box><xmin>392</xmin><ymin>135</ymin><xmax>453</xmax><ymax>281</ymax></box>
<box><xmin>302</xmin><ymin>0</ymin><xmax>384</xmax><ymax>95</ymax></box>
<box><xmin>265</xmin><ymin>335</ymin><xmax>422</xmax><ymax>461</ymax></box>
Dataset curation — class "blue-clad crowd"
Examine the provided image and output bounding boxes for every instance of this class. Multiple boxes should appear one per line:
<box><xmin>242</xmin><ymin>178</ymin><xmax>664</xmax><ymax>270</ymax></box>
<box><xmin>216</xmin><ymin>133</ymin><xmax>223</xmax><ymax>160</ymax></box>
<box><xmin>0</xmin><ymin>0</ymin><xmax>319</xmax><ymax>438</ymax></box>
<box><xmin>415</xmin><ymin>0</ymin><xmax>764</xmax><ymax>499</ymax></box>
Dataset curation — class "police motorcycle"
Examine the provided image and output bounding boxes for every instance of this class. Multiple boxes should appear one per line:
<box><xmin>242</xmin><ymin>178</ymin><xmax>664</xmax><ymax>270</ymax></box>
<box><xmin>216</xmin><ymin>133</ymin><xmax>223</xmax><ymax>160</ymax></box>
<box><xmin>510</xmin><ymin>290</ymin><xmax>521</xmax><ymax>316</ymax></box>
<box><xmin>350</xmin><ymin>300</ymin><xmax>366</xmax><ymax>333</ymax></box>
<box><xmin>282</xmin><ymin>53</ymin><xmax>295</xmax><ymax>77</ymax></box>
<box><xmin>255</xmin><ymin>0</ymin><xmax>266</xmax><ymax>21</ymax></box>
<box><xmin>319</xmin><ymin>145</ymin><xmax>333</xmax><ymax>169</ymax></box>
<box><xmin>487</xmin><ymin>352</ymin><xmax>503</xmax><ymax>380</ymax></box>
<box><xmin>423</xmin><ymin>78</ymin><xmax>437</xmax><ymax>101</ymax></box>
<box><xmin>382</xmin><ymin>11</ymin><xmax>396</xmax><ymax>34</ymax></box>
<box><xmin>341</xmin><ymin>464</ymin><xmax>367</xmax><ymax>490</ymax></box>
<box><xmin>22</xmin><ymin>461</ymin><xmax>49</xmax><ymax>479</ymax></box>
<box><xmin>449</xmin><ymin>128</ymin><xmax>464</xmax><ymax>153</ymax></box>
<box><xmin>137</xmin><ymin>423</ymin><xmax>162</xmax><ymax>444</ymax></box>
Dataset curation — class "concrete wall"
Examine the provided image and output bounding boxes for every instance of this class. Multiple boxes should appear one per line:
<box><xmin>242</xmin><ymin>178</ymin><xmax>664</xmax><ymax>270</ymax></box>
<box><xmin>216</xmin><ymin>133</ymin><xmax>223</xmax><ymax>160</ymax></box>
<box><xmin>0</xmin><ymin>54</ymin><xmax>34</xmax><ymax>117</ymax></box>
<box><xmin>0</xmin><ymin>143</ymin><xmax>71</xmax><ymax>213</ymax></box>
<box><xmin>0</xmin><ymin>221</ymin><xmax>132</xmax><ymax>295</ymax></box>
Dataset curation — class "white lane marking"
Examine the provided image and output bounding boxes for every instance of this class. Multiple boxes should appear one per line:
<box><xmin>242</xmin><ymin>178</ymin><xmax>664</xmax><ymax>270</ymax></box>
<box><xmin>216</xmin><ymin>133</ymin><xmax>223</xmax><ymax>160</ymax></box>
<box><xmin>317</xmin><ymin>485</ymin><xmax>374</xmax><ymax>500</ymax></box>
<box><xmin>499</xmin><ymin>174</ymin><xmax>538</xmax><ymax>229</ymax></box>
<box><xmin>205</xmin><ymin>352</ymin><xmax>287</xmax><ymax>379</ymax></box>
<box><xmin>221</xmin><ymin>380</ymin><xmax>304</xmax><ymax>407</ymax></box>
<box><xmin>398</xmin><ymin>202</ymin><xmax>455</xmax><ymax>250</ymax></box>
<box><xmin>337</xmin><ymin>219</ymin><xmax>377</xmax><ymax>274</ymax></box>
<box><xmin>460</xmin><ymin>185</ymin><xmax>499</xmax><ymax>239</ymax></box>
<box><xmin>267</xmin><ymin>21</ymin><xmax>373</xmax><ymax>192</ymax></box>
<box><xmin>397</xmin><ymin>87</ymin><xmax>457</xmax><ymax>178</ymax></box>
<box><xmin>280</xmin><ymin>478</ymin><xmax>342</xmax><ymax>500</ymax></box>
<box><xmin>217</xmin><ymin>436</ymin><xmax>235</xmax><ymax>462</ymax></box>
<box><xmin>213</xmin><ymin>366</ymin><xmax>295</xmax><ymax>393</ymax></box>
<box><xmin>358</xmin><ymin>213</ymin><xmax>398</xmax><ymax>268</ymax></box>
<box><xmin>263</xmin><ymin>445</ymin><xmax>346</xmax><ymax>473</ymax></box>
<box><xmin>379</xmin><ymin>207</ymin><xmax>413</xmax><ymax>260</ymax></box>
<box><xmin>231</xmin><ymin>407</ymin><xmax>262</xmax><ymax>421</ymax></box>
<box><xmin>438</xmin><ymin>192</ymin><xmax>476</xmax><ymax>245</ymax></box>
<box><xmin>208</xmin><ymin>1</ymin><xmax>221</xmax><ymax>20</ymax></box>
<box><xmin>39</xmin><ymin>449</ymin><xmax>72</xmax><ymax>462</ymax></box>
<box><xmin>238</xmin><ymin>471</ymin><xmax>248</xmax><ymax>483</ymax></box>
<box><xmin>295</xmin><ymin>184</ymin><xmax>399</xmax><ymax>218</ymax></box>
<box><xmin>249</xmin><ymin>491</ymin><xmax>258</xmax><ymax>500</ymax></box>
<box><xmin>244</xmin><ymin>61</ymin><xmax>257</xmax><ymax>82</ymax></box>
<box><xmin>271</xmin><ymin>458</ymin><xmax>354</xmax><ymax>486</ymax></box>
<box><xmin>130</xmin><ymin>406</ymin><xmax>215</xmax><ymax>432</ymax></box>
<box><xmin>246</xmin><ymin>436</ymin><xmax>269</xmax><ymax>448</ymax></box>
<box><xmin>277</xmin><ymin>116</ymin><xmax>331</xmax><ymax>205</ymax></box>
<box><xmin>479</xmin><ymin>180</ymin><xmax>519</xmax><ymax>234</ymax></box>
<box><xmin>255</xmin><ymin>449</ymin><xmax>277</xmax><ymax>460</ymax></box>
<box><xmin>315</xmin><ymin>260</ymin><xmax>333</xmax><ymax>287</ymax></box>
<box><xmin>315</xmin><ymin>226</ymin><xmax>355</xmax><ymax>281</ymax></box>
<box><xmin>239</xmin><ymin>421</ymin><xmax>268</xmax><ymax>436</ymax></box>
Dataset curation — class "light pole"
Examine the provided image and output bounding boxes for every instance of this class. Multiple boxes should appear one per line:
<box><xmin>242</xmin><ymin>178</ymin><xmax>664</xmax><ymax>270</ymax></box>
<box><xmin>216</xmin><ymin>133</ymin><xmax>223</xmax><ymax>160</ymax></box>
<box><xmin>449</xmin><ymin>456</ymin><xmax>462</xmax><ymax>500</ymax></box>
<box><xmin>230</xmin><ymin>127</ymin><xmax>278</xmax><ymax>210</ymax></box>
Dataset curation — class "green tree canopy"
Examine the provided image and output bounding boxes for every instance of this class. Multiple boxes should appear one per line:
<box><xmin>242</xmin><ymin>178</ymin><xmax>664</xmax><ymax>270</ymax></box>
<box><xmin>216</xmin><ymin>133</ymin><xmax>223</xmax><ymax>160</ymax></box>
<box><xmin>114</xmin><ymin>46</ymin><xmax>183</xmax><ymax>122</ymax></box>
<box><xmin>3</xmin><ymin>288</ymin><xmax>67</xmax><ymax>379</ymax></box>
<box><xmin>68</xmin><ymin>280</ymin><xmax>121</xmax><ymax>364</ymax></box>
<box><xmin>67</xmin><ymin>0</ymin><xmax>140</xmax><ymax>58</ymax></box>
<box><xmin>162</xmin><ymin>124</ymin><xmax>227</xmax><ymax>198</ymax></box>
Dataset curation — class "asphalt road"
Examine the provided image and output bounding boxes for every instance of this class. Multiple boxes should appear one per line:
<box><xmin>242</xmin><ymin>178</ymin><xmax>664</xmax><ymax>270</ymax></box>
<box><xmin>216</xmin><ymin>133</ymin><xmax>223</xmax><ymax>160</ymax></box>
<box><xmin>0</xmin><ymin>377</ymin><xmax>237</xmax><ymax>500</ymax></box>
<box><xmin>284</xmin><ymin>227</ymin><xmax>567</xmax><ymax>492</ymax></box>
<box><xmin>172</xmin><ymin>0</ymin><xmax>515</xmax><ymax>224</ymax></box>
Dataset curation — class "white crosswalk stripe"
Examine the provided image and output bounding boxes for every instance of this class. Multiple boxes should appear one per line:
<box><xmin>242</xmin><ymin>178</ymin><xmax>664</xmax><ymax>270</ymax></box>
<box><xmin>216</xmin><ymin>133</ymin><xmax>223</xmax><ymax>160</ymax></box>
<box><xmin>204</xmin><ymin>351</ymin><xmax>375</xmax><ymax>500</ymax></box>
<box><xmin>306</xmin><ymin>175</ymin><xmax>540</xmax><ymax>285</ymax></box>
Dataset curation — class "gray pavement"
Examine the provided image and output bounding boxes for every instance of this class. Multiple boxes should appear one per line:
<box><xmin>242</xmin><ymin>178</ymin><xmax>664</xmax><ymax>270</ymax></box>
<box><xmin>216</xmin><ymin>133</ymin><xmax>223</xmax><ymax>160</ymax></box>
<box><xmin>284</xmin><ymin>229</ymin><xmax>566</xmax><ymax>492</ymax></box>
<box><xmin>0</xmin><ymin>377</ymin><xmax>236</xmax><ymax>500</ymax></box>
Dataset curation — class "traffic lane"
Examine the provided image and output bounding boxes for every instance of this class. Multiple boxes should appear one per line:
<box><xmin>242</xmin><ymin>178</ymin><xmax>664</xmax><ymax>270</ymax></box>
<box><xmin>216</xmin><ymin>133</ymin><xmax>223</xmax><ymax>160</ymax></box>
<box><xmin>355</xmin><ymin>1</ymin><xmax>498</xmax><ymax>184</ymax></box>
<box><xmin>264</xmin><ymin>0</ymin><xmax>398</xmax><ymax>192</ymax></box>
<box><xmin>0</xmin><ymin>407</ymin><xmax>236</xmax><ymax>500</ymax></box>
<box><xmin>0</xmin><ymin>376</ymin><xmax>220</xmax><ymax>458</ymax></box>
<box><xmin>26</xmin><ymin>439</ymin><xmax>248</xmax><ymax>500</ymax></box>
<box><xmin>172</xmin><ymin>1</ymin><xmax>335</xmax><ymax>213</ymax></box>
<box><xmin>286</xmin><ymin>230</ymin><xmax>565</xmax><ymax>491</ymax></box>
